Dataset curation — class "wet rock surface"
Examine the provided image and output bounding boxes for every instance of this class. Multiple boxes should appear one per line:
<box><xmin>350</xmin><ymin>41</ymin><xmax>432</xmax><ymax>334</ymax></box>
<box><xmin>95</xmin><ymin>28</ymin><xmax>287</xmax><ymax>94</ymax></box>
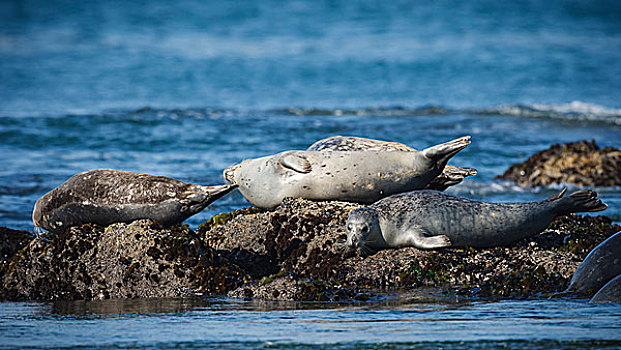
<box><xmin>496</xmin><ymin>140</ymin><xmax>621</xmax><ymax>187</ymax></box>
<box><xmin>1</xmin><ymin>199</ymin><xmax>619</xmax><ymax>301</ymax></box>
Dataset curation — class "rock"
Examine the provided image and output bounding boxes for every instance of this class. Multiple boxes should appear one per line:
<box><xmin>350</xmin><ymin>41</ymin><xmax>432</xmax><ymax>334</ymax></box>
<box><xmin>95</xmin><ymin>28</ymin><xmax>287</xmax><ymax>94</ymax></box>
<box><xmin>496</xmin><ymin>140</ymin><xmax>621</xmax><ymax>187</ymax></box>
<box><xmin>1</xmin><ymin>199</ymin><xmax>619</xmax><ymax>301</ymax></box>
<box><xmin>205</xmin><ymin>198</ymin><xmax>620</xmax><ymax>300</ymax></box>
<box><xmin>0</xmin><ymin>221</ymin><xmax>247</xmax><ymax>301</ymax></box>
<box><xmin>0</xmin><ymin>227</ymin><xmax>32</xmax><ymax>278</ymax></box>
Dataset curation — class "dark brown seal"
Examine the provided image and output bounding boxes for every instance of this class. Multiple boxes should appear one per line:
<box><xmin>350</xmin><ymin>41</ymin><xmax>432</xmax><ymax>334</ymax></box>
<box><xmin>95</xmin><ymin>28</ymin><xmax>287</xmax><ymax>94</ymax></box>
<box><xmin>33</xmin><ymin>169</ymin><xmax>235</xmax><ymax>233</ymax></box>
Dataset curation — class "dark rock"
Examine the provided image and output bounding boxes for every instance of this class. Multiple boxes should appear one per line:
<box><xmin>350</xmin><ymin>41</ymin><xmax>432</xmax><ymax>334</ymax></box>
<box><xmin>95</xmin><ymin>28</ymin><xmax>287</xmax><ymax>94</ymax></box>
<box><xmin>2</xmin><ymin>199</ymin><xmax>619</xmax><ymax>302</ymax></box>
<box><xmin>207</xmin><ymin>198</ymin><xmax>620</xmax><ymax>300</ymax></box>
<box><xmin>0</xmin><ymin>221</ymin><xmax>247</xmax><ymax>301</ymax></box>
<box><xmin>0</xmin><ymin>227</ymin><xmax>33</xmax><ymax>278</ymax></box>
<box><xmin>496</xmin><ymin>140</ymin><xmax>621</xmax><ymax>187</ymax></box>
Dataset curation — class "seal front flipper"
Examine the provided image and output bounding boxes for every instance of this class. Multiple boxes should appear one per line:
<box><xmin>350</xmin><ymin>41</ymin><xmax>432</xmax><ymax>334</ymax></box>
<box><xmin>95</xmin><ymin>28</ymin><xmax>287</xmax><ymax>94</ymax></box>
<box><xmin>406</xmin><ymin>227</ymin><xmax>452</xmax><ymax>249</ymax></box>
<box><xmin>279</xmin><ymin>152</ymin><xmax>312</xmax><ymax>173</ymax></box>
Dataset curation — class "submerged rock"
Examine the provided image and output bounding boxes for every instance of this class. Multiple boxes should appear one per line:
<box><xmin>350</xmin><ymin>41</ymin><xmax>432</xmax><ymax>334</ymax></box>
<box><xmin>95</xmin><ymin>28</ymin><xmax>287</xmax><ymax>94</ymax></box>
<box><xmin>1</xmin><ymin>199</ymin><xmax>619</xmax><ymax>301</ymax></box>
<box><xmin>496</xmin><ymin>140</ymin><xmax>621</xmax><ymax>187</ymax></box>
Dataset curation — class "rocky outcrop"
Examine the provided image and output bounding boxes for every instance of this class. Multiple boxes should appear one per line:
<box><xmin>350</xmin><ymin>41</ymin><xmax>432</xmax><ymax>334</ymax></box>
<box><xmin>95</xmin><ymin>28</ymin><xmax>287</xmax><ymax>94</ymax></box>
<box><xmin>0</xmin><ymin>221</ymin><xmax>247</xmax><ymax>301</ymax></box>
<box><xmin>496</xmin><ymin>140</ymin><xmax>621</xmax><ymax>187</ymax></box>
<box><xmin>207</xmin><ymin>199</ymin><xmax>619</xmax><ymax>299</ymax></box>
<box><xmin>1</xmin><ymin>199</ymin><xmax>619</xmax><ymax>301</ymax></box>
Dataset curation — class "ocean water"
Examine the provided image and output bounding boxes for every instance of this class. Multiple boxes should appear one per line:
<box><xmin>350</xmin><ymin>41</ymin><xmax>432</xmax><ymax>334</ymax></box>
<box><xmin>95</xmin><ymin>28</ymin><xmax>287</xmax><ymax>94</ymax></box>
<box><xmin>1</xmin><ymin>0</ymin><xmax>620</xmax><ymax>348</ymax></box>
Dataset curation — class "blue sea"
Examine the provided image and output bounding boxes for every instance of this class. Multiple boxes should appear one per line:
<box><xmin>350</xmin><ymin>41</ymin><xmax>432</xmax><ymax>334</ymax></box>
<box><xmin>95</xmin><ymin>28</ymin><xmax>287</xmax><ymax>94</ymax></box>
<box><xmin>1</xmin><ymin>0</ymin><xmax>620</xmax><ymax>348</ymax></box>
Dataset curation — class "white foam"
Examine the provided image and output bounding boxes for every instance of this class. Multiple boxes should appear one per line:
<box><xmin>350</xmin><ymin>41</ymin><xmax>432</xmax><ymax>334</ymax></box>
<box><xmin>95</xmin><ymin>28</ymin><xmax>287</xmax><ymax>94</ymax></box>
<box><xmin>531</xmin><ymin>101</ymin><xmax>621</xmax><ymax>118</ymax></box>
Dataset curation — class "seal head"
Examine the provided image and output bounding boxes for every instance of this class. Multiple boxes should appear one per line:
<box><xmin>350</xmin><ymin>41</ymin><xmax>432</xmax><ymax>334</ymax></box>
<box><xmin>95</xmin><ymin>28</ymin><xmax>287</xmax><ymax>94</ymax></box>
<box><xmin>346</xmin><ymin>207</ymin><xmax>384</xmax><ymax>256</ymax></box>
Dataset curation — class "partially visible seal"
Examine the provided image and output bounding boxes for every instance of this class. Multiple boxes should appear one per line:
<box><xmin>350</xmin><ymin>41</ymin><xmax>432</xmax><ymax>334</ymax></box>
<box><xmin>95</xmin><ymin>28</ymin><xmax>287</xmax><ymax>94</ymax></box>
<box><xmin>308</xmin><ymin>136</ymin><xmax>477</xmax><ymax>191</ymax></box>
<box><xmin>33</xmin><ymin>169</ymin><xmax>236</xmax><ymax>233</ymax></box>
<box><xmin>224</xmin><ymin>136</ymin><xmax>471</xmax><ymax>208</ymax></box>
<box><xmin>346</xmin><ymin>188</ymin><xmax>607</xmax><ymax>256</ymax></box>
<box><xmin>590</xmin><ymin>274</ymin><xmax>621</xmax><ymax>303</ymax></box>
<box><xmin>565</xmin><ymin>231</ymin><xmax>621</xmax><ymax>297</ymax></box>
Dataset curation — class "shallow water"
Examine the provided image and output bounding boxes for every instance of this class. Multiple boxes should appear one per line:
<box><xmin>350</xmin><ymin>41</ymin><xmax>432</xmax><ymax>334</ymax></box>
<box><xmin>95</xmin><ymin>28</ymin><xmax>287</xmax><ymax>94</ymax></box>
<box><xmin>1</xmin><ymin>297</ymin><xmax>621</xmax><ymax>349</ymax></box>
<box><xmin>1</xmin><ymin>0</ymin><xmax>621</xmax><ymax>347</ymax></box>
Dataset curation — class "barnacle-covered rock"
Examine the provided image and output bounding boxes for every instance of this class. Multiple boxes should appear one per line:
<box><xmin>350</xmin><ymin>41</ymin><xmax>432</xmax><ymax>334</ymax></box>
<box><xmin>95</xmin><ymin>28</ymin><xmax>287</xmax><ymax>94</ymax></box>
<box><xmin>204</xmin><ymin>198</ymin><xmax>619</xmax><ymax>300</ymax></box>
<box><xmin>496</xmin><ymin>140</ymin><xmax>621</xmax><ymax>187</ymax></box>
<box><xmin>1</xmin><ymin>198</ymin><xmax>618</xmax><ymax>302</ymax></box>
<box><xmin>0</xmin><ymin>220</ymin><xmax>247</xmax><ymax>301</ymax></box>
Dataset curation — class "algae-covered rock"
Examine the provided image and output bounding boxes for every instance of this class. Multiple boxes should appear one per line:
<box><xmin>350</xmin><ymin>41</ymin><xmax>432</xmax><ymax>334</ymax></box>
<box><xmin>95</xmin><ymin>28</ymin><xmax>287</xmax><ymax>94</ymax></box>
<box><xmin>204</xmin><ymin>198</ymin><xmax>620</xmax><ymax>300</ymax></box>
<box><xmin>2</xmin><ymin>198</ymin><xmax>618</xmax><ymax>302</ymax></box>
<box><xmin>496</xmin><ymin>140</ymin><xmax>621</xmax><ymax>187</ymax></box>
<box><xmin>0</xmin><ymin>227</ymin><xmax>32</xmax><ymax>277</ymax></box>
<box><xmin>0</xmin><ymin>220</ymin><xmax>247</xmax><ymax>301</ymax></box>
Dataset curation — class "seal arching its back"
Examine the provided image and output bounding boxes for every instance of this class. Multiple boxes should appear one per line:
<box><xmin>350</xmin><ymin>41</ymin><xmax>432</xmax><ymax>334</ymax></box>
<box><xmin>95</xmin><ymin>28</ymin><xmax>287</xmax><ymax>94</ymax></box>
<box><xmin>224</xmin><ymin>136</ymin><xmax>472</xmax><ymax>208</ymax></box>
<box><xmin>33</xmin><ymin>169</ymin><xmax>236</xmax><ymax>233</ymax></box>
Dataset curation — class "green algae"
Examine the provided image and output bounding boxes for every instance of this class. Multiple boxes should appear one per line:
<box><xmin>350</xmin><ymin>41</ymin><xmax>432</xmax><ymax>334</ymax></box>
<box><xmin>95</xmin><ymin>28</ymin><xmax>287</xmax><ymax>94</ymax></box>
<box><xmin>198</xmin><ymin>207</ymin><xmax>264</xmax><ymax>236</ymax></box>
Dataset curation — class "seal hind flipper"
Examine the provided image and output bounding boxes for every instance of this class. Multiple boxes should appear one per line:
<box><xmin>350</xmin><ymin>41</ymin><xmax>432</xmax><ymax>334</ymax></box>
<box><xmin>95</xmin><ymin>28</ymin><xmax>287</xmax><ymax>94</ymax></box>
<box><xmin>545</xmin><ymin>187</ymin><xmax>567</xmax><ymax>202</ymax></box>
<box><xmin>279</xmin><ymin>153</ymin><xmax>312</xmax><ymax>173</ymax></box>
<box><xmin>555</xmin><ymin>190</ymin><xmax>607</xmax><ymax>214</ymax></box>
<box><xmin>426</xmin><ymin>165</ymin><xmax>478</xmax><ymax>191</ymax></box>
<box><xmin>421</xmin><ymin>136</ymin><xmax>471</xmax><ymax>164</ymax></box>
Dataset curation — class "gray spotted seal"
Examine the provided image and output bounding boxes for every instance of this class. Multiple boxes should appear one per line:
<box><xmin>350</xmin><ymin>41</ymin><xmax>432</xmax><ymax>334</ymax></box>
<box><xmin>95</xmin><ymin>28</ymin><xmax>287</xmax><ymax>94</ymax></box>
<box><xmin>590</xmin><ymin>274</ymin><xmax>621</xmax><ymax>303</ymax></box>
<box><xmin>33</xmin><ymin>169</ymin><xmax>236</xmax><ymax>233</ymax></box>
<box><xmin>224</xmin><ymin>136</ymin><xmax>471</xmax><ymax>208</ymax></box>
<box><xmin>346</xmin><ymin>188</ymin><xmax>607</xmax><ymax>256</ymax></box>
<box><xmin>564</xmin><ymin>231</ymin><xmax>621</xmax><ymax>297</ymax></box>
<box><xmin>308</xmin><ymin>136</ymin><xmax>477</xmax><ymax>191</ymax></box>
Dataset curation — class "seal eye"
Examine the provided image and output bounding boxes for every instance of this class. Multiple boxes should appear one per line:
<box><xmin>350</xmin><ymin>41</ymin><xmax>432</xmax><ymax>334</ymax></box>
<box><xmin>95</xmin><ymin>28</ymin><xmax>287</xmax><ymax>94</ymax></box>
<box><xmin>361</xmin><ymin>226</ymin><xmax>369</xmax><ymax>233</ymax></box>
<box><xmin>347</xmin><ymin>224</ymin><xmax>352</xmax><ymax>231</ymax></box>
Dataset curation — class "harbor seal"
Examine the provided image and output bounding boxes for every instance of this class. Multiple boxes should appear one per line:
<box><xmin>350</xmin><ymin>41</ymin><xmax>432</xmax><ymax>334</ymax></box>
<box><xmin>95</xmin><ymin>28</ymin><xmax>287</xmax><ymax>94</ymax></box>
<box><xmin>224</xmin><ymin>136</ymin><xmax>471</xmax><ymax>208</ymax></box>
<box><xmin>346</xmin><ymin>188</ymin><xmax>607</xmax><ymax>256</ymax></box>
<box><xmin>590</xmin><ymin>274</ymin><xmax>621</xmax><ymax>303</ymax></box>
<box><xmin>308</xmin><ymin>136</ymin><xmax>477</xmax><ymax>191</ymax></box>
<box><xmin>564</xmin><ymin>231</ymin><xmax>621</xmax><ymax>297</ymax></box>
<box><xmin>33</xmin><ymin>169</ymin><xmax>236</xmax><ymax>233</ymax></box>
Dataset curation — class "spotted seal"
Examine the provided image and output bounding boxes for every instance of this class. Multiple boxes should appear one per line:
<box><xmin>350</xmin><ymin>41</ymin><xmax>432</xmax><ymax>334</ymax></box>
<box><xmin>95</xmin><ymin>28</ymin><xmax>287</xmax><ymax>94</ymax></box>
<box><xmin>590</xmin><ymin>274</ymin><xmax>621</xmax><ymax>303</ymax></box>
<box><xmin>308</xmin><ymin>136</ymin><xmax>477</xmax><ymax>191</ymax></box>
<box><xmin>224</xmin><ymin>136</ymin><xmax>471</xmax><ymax>208</ymax></box>
<box><xmin>564</xmin><ymin>231</ymin><xmax>621</xmax><ymax>297</ymax></box>
<box><xmin>33</xmin><ymin>169</ymin><xmax>236</xmax><ymax>233</ymax></box>
<box><xmin>346</xmin><ymin>188</ymin><xmax>607</xmax><ymax>256</ymax></box>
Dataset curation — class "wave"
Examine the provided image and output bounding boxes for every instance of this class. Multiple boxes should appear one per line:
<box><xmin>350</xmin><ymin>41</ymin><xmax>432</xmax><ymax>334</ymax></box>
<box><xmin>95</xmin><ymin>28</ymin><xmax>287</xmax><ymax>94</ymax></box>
<box><xmin>271</xmin><ymin>101</ymin><xmax>621</xmax><ymax>125</ymax></box>
<box><xmin>4</xmin><ymin>101</ymin><xmax>620</xmax><ymax>125</ymax></box>
<box><xmin>471</xmin><ymin>101</ymin><xmax>621</xmax><ymax>125</ymax></box>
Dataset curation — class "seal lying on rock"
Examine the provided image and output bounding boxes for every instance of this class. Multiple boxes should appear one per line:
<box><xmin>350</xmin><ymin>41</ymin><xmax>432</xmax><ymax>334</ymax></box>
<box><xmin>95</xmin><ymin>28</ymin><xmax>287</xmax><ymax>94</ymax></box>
<box><xmin>564</xmin><ymin>231</ymin><xmax>621</xmax><ymax>297</ymax></box>
<box><xmin>224</xmin><ymin>136</ymin><xmax>471</xmax><ymax>208</ymax></box>
<box><xmin>346</xmin><ymin>188</ymin><xmax>607</xmax><ymax>256</ymax></box>
<box><xmin>33</xmin><ymin>169</ymin><xmax>235</xmax><ymax>233</ymax></box>
<box><xmin>590</xmin><ymin>274</ymin><xmax>621</xmax><ymax>303</ymax></box>
<box><xmin>307</xmin><ymin>136</ymin><xmax>477</xmax><ymax>191</ymax></box>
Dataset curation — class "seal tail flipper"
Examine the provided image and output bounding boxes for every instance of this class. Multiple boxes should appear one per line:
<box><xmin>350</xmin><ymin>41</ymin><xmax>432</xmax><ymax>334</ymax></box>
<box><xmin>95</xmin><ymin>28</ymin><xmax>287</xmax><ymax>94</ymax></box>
<box><xmin>554</xmin><ymin>190</ymin><xmax>607</xmax><ymax>215</ymax></box>
<box><xmin>421</xmin><ymin>136</ymin><xmax>471</xmax><ymax>166</ymax></box>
